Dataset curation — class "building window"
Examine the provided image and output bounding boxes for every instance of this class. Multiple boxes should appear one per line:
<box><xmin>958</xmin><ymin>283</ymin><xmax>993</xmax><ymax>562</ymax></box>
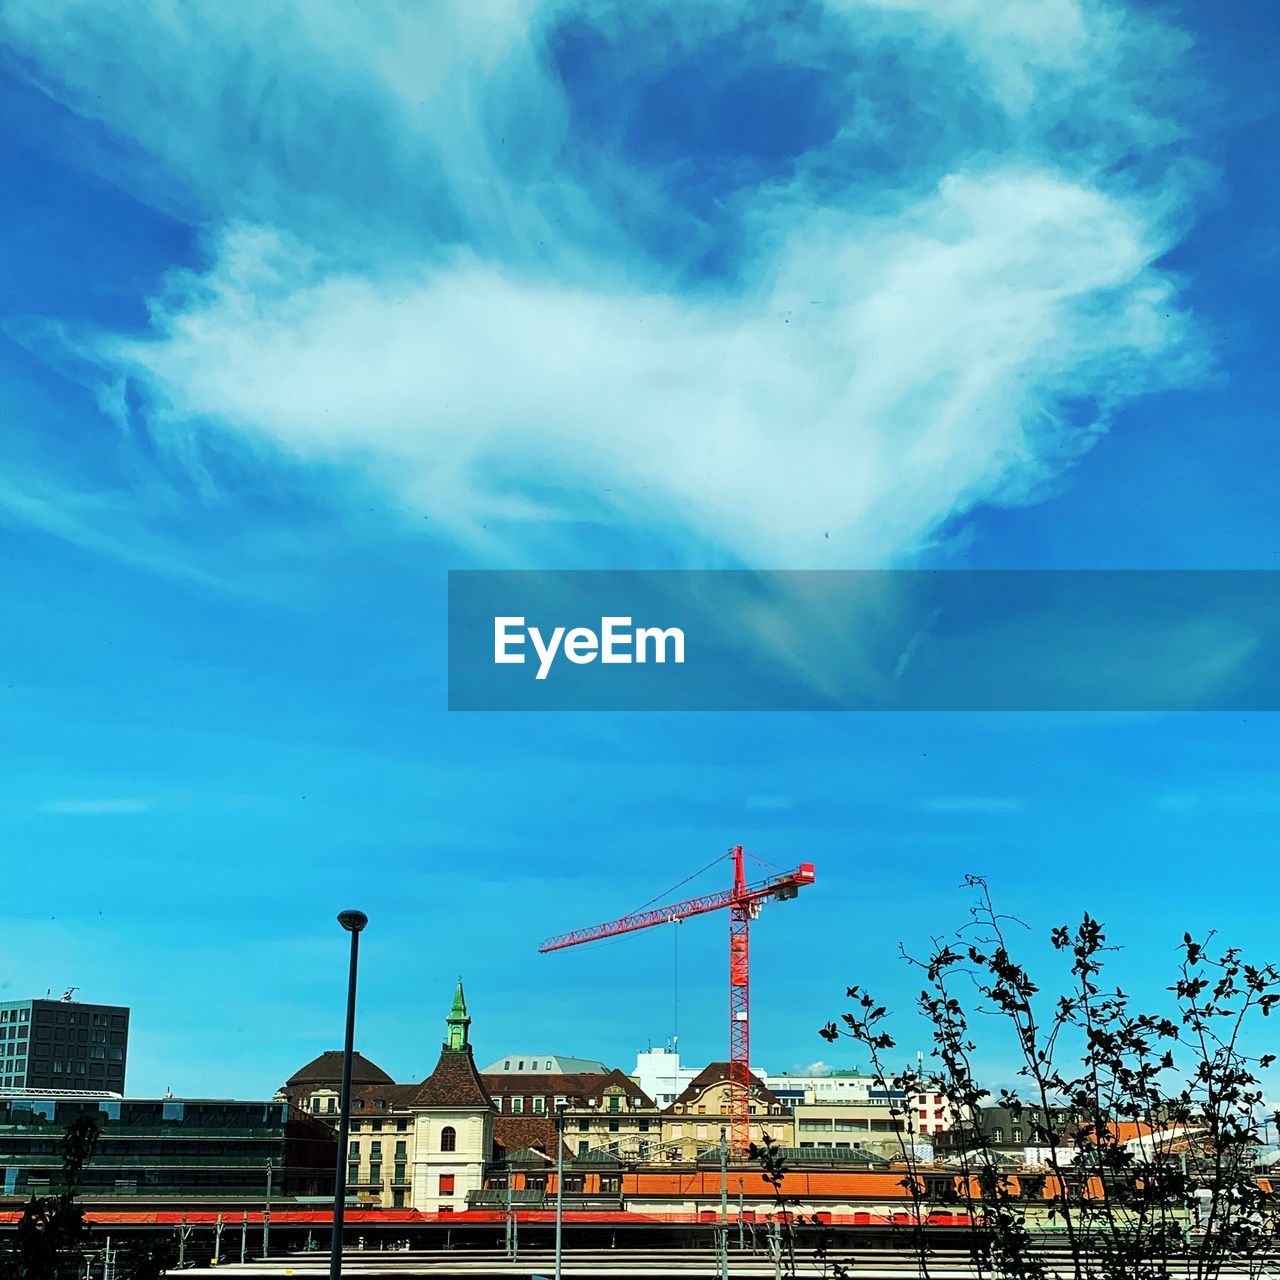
<box><xmin>533</xmin><ymin>1097</ymin><xmax>545</xmax><ymax>1113</ymax></box>
<box><xmin>577</xmin><ymin>1119</ymin><xmax>589</xmax><ymax>1132</ymax></box>
<box><xmin>440</xmin><ymin>1126</ymin><xmax>457</xmax><ymax>1153</ymax></box>
<box><xmin>608</xmin><ymin>1120</ymin><xmax>619</xmax><ymax>1133</ymax></box>
<box><xmin>511</xmin><ymin>1098</ymin><xmax>523</xmax><ymax>1114</ymax></box>
<box><xmin>370</xmin><ymin>1163</ymin><xmax>382</xmax><ymax>1184</ymax></box>
<box><xmin>439</xmin><ymin>1174</ymin><xmax>455</xmax><ymax>1197</ymax></box>
<box><xmin>348</xmin><ymin>1141</ymin><xmax>359</xmax><ymax>1159</ymax></box>
<box><xmin>578</xmin><ymin>1141</ymin><xmax>589</xmax><ymax>1156</ymax></box>
<box><xmin>348</xmin><ymin>1163</ymin><xmax>359</xmax><ymax>1184</ymax></box>
<box><xmin>608</xmin><ymin>1095</ymin><xmax>620</xmax><ymax>1113</ymax></box>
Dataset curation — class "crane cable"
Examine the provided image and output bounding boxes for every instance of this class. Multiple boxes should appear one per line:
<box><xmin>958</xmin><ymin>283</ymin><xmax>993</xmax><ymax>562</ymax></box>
<box><xmin>628</xmin><ymin>849</ymin><xmax>732</xmax><ymax>917</ymax></box>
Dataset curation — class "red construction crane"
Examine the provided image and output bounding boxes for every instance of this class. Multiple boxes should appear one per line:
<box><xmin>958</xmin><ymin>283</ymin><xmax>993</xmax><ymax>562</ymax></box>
<box><xmin>539</xmin><ymin>845</ymin><xmax>815</xmax><ymax>1156</ymax></box>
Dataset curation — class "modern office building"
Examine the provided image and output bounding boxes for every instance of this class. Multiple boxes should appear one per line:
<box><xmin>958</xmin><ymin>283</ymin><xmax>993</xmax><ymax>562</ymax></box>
<box><xmin>0</xmin><ymin>1093</ymin><xmax>336</xmax><ymax>1206</ymax></box>
<box><xmin>0</xmin><ymin>996</ymin><xmax>129</xmax><ymax>1093</ymax></box>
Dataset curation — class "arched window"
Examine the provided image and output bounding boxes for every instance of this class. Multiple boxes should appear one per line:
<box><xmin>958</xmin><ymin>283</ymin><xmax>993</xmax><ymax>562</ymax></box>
<box><xmin>440</xmin><ymin>1126</ymin><xmax>457</xmax><ymax>1152</ymax></box>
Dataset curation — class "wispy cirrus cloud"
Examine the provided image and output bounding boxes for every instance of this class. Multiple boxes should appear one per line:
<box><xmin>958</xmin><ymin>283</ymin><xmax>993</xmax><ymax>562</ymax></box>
<box><xmin>0</xmin><ymin>0</ymin><xmax>1205</xmax><ymax>567</ymax></box>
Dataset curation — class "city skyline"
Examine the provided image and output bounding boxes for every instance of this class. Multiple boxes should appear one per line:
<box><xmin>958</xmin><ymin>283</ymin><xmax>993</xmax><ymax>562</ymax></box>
<box><xmin>3</xmin><ymin>0</ymin><xmax>1280</xmax><ymax>1108</ymax></box>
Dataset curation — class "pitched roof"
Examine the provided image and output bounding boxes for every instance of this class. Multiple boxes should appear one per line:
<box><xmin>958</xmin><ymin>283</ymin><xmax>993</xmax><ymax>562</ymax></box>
<box><xmin>410</xmin><ymin>1044</ymin><xmax>493</xmax><ymax>1109</ymax></box>
<box><xmin>481</xmin><ymin>1067</ymin><xmax>656</xmax><ymax>1108</ymax></box>
<box><xmin>493</xmin><ymin>1115</ymin><xmax>569</xmax><ymax>1161</ymax></box>
<box><xmin>668</xmin><ymin>1062</ymin><xmax>785</xmax><ymax>1112</ymax></box>
<box><xmin>503</xmin><ymin>1146</ymin><xmax>554</xmax><ymax>1165</ymax></box>
<box><xmin>350</xmin><ymin>1082</ymin><xmax>421</xmax><ymax>1111</ymax></box>
<box><xmin>481</xmin><ymin>1054</ymin><xmax>610</xmax><ymax>1075</ymax></box>
<box><xmin>285</xmin><ymin>1050</ymin><xmax>394</xmax><ymax>1088</ymax></box>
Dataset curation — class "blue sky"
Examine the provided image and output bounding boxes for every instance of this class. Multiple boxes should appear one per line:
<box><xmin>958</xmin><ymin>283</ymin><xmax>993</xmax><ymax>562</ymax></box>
<box><xmin>2</xmin><ymin>0</ymin><xmax>1279</xmax><ymax>1100</ymax></box>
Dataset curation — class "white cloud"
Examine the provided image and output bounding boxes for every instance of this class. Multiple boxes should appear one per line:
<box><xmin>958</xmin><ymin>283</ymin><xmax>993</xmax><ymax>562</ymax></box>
<box><xmin>920</xmin><ymin>795</ymin><xmax>1027</xmax><ymax>813</ymax></box>
<box><xmin>796</xmin><ymin>1060</ymin><xmax>834</xmax><ymax>1076</ymax></box>
<box><xmin>0</xmin><ymin>0</ymin><xmax>1204</xmax><ymax>567</ymax></box>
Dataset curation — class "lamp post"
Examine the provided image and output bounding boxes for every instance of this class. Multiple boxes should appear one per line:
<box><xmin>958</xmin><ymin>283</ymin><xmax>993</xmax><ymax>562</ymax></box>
<box><xmin>330</xmin><ymin>909</ymin><xmax>367</xmax><ymax>1280</ymax></box>
<box><xmin>554</xmin><ymin>1102</ymin><xmax>567</xmax><ymax>1280</ymax></box>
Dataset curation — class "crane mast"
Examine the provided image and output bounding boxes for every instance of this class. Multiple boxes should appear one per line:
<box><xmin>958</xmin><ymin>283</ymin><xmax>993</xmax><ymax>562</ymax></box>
<box><xmin>539</xmin><ymin>845</ymin><xmax>815</xmax><ymax>1157</ymax></box>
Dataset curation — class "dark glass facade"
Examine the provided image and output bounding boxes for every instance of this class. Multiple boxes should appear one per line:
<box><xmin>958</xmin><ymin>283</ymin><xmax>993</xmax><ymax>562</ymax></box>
<box><xmin>0</xmin><ymin>999</ymin><xmax>129</xmax><ymax>1093</ymax></box>
<box><xmin>0</xmin><ymin>1097</ymin><xmax>336</xmax><ymax>1205</ymax></box>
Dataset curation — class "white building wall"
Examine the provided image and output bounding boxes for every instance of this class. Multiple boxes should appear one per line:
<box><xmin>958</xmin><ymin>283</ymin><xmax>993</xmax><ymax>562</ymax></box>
<box><xmin>632</xmin><ymin>1048</ymin><xmax>767</xmax><ymax>1108</ymax></box>
<box><xmin>764</xmin><ymin>1073</ymin><xmax>879</xmax><ymax>1103</ymax></box>
<box><xmin>410</xmin><ymin>1109</ymin><xmax>491</xmax><ymax>1212</ymax></box>
<box><xmin>632</xmin><ymin>1049</ymin><xmax>698</xmax><ymax>1107</ymax></box>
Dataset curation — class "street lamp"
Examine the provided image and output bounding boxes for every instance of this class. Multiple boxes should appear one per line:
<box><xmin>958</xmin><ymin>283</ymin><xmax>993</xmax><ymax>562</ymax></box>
<box><xmin>554</xmin><ymin>1101</ymin><xmax>568</xmax><ymax>1280</ymax></box>
<box><xmin>330</xmin><ymin>909</ymin><xmax>367</xmax><ymax>1280</ymax></box>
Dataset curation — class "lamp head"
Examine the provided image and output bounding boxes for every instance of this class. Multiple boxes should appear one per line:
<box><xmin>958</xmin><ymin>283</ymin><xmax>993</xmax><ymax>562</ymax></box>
<box><xmin>337</xmin><ymin>909</ymin><xmax>368</xmax><ymax>934</ymax></box>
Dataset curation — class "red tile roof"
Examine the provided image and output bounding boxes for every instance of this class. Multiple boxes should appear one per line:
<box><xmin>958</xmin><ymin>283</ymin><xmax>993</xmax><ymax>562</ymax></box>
<box><xmin>482</xmin><ymin>1068</ymin><xmax>655</xmax><ymax>1109</ymax></box>
<box><xmin>493</xmin><ymin>1115</ymin><xmax>570</xmax><ymax>1160</ymax></box>
<box><xmin>285</xmin><ymin>1050</ymin><xmax>394</xmax><ymax>1087</ymax></box>
<box><xmin>411</xmin><ymin>1046</ymin><xmax>493</xmax><ymax>1109</ymax></box>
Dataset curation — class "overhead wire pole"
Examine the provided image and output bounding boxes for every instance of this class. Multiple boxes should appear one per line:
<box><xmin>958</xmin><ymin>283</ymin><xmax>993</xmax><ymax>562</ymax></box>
<box><xmin>540</xmin><ymin>845</ymin><xmax>814</xmax><ymax>1157</ymax></box>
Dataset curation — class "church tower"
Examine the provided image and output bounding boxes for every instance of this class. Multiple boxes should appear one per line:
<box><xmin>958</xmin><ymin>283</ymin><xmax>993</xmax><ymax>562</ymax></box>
<box><xmin>407</xmin><ymin>980</ymin><xmax>494</xmax><ymax>1211</ymax></box>
<box><xmin>446</xmin><ymin>979</ymin><xmax>471</xmax><ymax>1052</ymax></box>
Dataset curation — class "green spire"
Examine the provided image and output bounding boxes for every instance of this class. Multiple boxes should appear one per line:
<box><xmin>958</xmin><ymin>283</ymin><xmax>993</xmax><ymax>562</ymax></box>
<box><xmin>446</xmin><ymin>978</ymin><xmax>470</xmax><ymax>1051</ymax></box>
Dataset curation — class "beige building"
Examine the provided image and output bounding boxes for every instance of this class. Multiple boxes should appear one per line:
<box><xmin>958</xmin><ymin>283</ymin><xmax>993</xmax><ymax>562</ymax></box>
<box><xmin>483</xmin><ymin>1065</ymin><xmax>661</xmax><ymax>1162</ymax></box>
<box><xmin>793</xmin><ymin>1096</ymin><xmax>909</xmax><ymax>1158</ymax></box>
<box><xmin>276</xmin><ymin>1051</ymin><xmax>420</xmax><ymax>1207</ymax></box>
<box><xmin>406</xmin><ymin>981</ymin><xmax>494</xmax><ymax>1213</ymax></box>
<box><xmin>275</xmin><ymin>983</ymin><xmax>500</xmax><ymax>1211</ymax></box>
<box><xmin>792</xmin><ymin>1086</ymin><xmax>955</xmax><ymax>1157</ymax></box>
<box><xmin>660</xmin><ymin>1063</ymin><xmax>792</xmax><ymax>1160</ymax></box>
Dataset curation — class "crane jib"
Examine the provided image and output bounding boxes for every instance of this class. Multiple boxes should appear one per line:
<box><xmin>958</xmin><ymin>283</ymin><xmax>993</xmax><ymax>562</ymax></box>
<box><xmin>538</xmin><ymin>863</ymin><xmax>815</xmax><ymax>953</ymax></box>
